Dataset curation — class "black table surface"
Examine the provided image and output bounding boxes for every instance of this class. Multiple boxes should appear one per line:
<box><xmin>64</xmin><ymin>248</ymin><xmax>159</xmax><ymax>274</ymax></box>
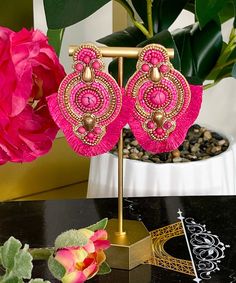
<box><xmin>0</xmin><ymin>196</ymin><xmax>235</xmax><ymax>283</ymax></box>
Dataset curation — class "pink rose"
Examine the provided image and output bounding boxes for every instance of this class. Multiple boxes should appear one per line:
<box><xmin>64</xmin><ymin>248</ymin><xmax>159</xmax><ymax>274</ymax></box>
<box><xmin>55</xmin><ymin>229</ymin><xmax>110</xmax><ymax>283</ymax></box>
<box><xmin>0</xmin><ymin>27</ymin><xmax>65</xmax><ymax>164</ymax></box>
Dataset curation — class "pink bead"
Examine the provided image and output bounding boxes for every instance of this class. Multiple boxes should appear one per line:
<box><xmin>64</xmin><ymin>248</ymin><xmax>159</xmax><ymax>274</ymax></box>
<box><xmin>94</xmin><ymin>127</ymin><xmax>102</xmax><ymax>134</ymax></box>
<box><xmin>81</xmin><ymin>93</ymin><xmax>97</xmax><ymax>107</ymax></box>
<box><xmin>87</xmin><ymin>132</ymin><xmax>94</xmax><ymax>139</ymax></box>
<box><xmin>83</xmin><ymin>56</ymin><xmax>90</xmax><ymax>64</ymax></box>
<box><xmin>156</xmin><ymin>128</ymin><xmax>164</xmax><ymax>135</ymax></box>
<box><xmin>75</xmin><ymin>63</ymin><xmax>83</xmax><ymax>72</ymax></box>
<box><xmin>159</xmin><ymin>64</ymin><xmax>169</xmax><ymax>73</ymax></box>
<box><xmin>92</xmin><ymin>61</ymin><xmax>100</xmax><ymax>69</ymax></box>
<box><xmin>147</xmin><ymin>121</ymin><xmax>155</xmax><ymax>129</ymax></box>
<box><xmin>151</xmin><ymin>57</ymin><xmax>158</xmax><ymax>65</ymax></box>
<box><xmin>150</xmin><ymin>91</ymin><xmax>166</xmax><ymax>106</ymax></box>
<box><xmin>78</xmin><ymin>126</ymin><xmax>86</xmax><ymax>134</ymax></box>
<box><xmin>164</xmin><ymin>121</ymin><xmax>172</xmax><ymax>129</ymax></box>
<box><xmin>141</xmin><ymin>64</ymin><xmax>150</xmax><ymax>72</ymax></box>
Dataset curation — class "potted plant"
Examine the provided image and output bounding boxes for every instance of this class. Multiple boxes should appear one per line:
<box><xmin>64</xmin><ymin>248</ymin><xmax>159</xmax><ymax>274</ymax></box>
<box><xmin>43</xmin><ymin>0</ymin><xmax>236</xmax><ymax>197</ymax></box>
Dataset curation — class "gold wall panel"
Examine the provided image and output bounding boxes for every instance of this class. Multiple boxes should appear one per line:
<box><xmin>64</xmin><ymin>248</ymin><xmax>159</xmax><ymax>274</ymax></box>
<box><xmin>0</xmin><ymin>0</ymin><xmax>33</xmax><ymax>31</ymax></box>
<box><xmin>0</xmin><ymin>137</ymin><xmax>90</xmax><ymax>201</ymax></box>
<box><xmin>113</xmin><ymin>0</ymin><xmax>128</xmax><ymax>32</ymax></box>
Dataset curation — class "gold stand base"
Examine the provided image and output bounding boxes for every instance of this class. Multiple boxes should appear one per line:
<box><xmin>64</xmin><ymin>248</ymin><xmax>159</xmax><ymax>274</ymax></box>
<box><xmin>105</xmin><ymin>219</ymin><xmax>152</xmax><ymax>270</ymax></box>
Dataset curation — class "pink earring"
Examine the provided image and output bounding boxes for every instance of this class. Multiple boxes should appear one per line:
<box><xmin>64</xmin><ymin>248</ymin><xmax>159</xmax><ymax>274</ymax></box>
<box><xmin>47</xmin><ymin>44</ymin><xmax>128</xmax><ymax>157</ymax></box>
<box><xmin>126</xmin><ymin>44</ymin><xmax>202</xmax><ymax>153</ymax></box>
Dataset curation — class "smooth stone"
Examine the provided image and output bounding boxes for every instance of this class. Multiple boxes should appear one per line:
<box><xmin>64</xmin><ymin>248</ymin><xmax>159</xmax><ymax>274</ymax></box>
<box><xmin>203</xmin><ymin>130</ymin><xmax>212</xmax><ymax>140</ymax></box>
<box><xmin>187</xmin><ymin>154</ymin><xmax>198</xmax><ymax>160</ymax></box>
<box><xmin>181</xmin><ymin>158</ymin><xmax>191</xmax><ymax>162</ymax></box>
<box><xmin>171</xmin><ymin>149</ymin><xmax>181</xmax><ymax>158</ymax></box>
<box><xmin>217</xmin><ymin>139</ymin><xmax>226</xmax><ymax>146</ymax></box>
<box><xmin>159</xmin><ymin>153</ymin><xmax>169</xmax><ymax>161</ymax></box>
<box><xmin>142</xmin><ymin>155</ymin><xmax>149</xmax><ymax>160</ymax></box>
<box><xmin>173</xmin><ymin>157</ymin><xmax>182</xmax><ymax>163</ymax></box>
<box><xmin>191</xmin><ymin>144</ymin><xmax>200</xmax><ymax>153</ymax></box>
<box><xmin>131</xmin><ymin>140</ymin><xmax>139</xmax><ymax>146</ymax></box>
<box><xmin>182</xmin><ymin>141</ymin><xmax>190</xmax><ymax>150</ymax></box>
<box><xmin>193</xmin><ymin>124</ymin><xmax>201</xmax><ymax>130</ymax></box>
<box><xmin>130</xmin><ymin>148</ymin><xmax>139</xmax><ymax>154</ymax></box>
<box><xmin>138</xmin><ymin>152</ymin><xmax>144</xmax><ymax>158</ymax></box>
<box><xmin>212</xmin><ymin>132</ymin><xmax>223</xmax><ymax>140</ymax></box>
<box><xmin>130</xmin><ymin>153</ymin><xmax>139</xmax><ymax>160</ymax></box>
<box><xmin>189</xmin><ymin>138</ymin><xmax>198</xmax><ymax>145</ymax></box>
<box><xmin>211</xmin><ymin>146</ymin><xmax>222</xmax><ymax>154</ymax></box>
<box><xmin>152</xmin><ymin>157</ymin><xmax>161</xmax><ymax>163</ymax></box>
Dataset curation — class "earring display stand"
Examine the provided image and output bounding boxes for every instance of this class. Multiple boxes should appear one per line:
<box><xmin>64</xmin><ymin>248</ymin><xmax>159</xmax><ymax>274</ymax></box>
<box><xmin>69</xmin><ymin>45</ymin><xmax>174</xmax><ymax>270</ymax></box>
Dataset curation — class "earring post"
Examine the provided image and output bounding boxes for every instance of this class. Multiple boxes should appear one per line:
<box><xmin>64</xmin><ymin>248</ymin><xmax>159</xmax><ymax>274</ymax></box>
<box><xmin>116</xmin><ymin>57</ymin><xmax>126</xmax><ymax>236</ymax></box>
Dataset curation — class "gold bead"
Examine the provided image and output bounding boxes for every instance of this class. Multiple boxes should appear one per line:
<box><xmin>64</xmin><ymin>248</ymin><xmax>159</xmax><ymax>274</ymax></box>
<box><xmin>83</xmin><ymin>114</ymin><xmax>96</xmax><ymax>131</ymax></box>
<box><xmin>150</xmin><ymin>66</ymin><xmax>161</xmax><ymax>82</ymax></box>
<box><xmin>153</xmin><ymin>111</ymin><xmax>164</xmax><ymax>127</ymax></box>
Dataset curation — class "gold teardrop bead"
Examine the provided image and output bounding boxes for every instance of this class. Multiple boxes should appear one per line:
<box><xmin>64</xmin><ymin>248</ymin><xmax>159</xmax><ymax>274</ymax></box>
<box><xmin>153</xmin><ymin>111</ymin><xmax>164</xmax><ymax>127</ymax></box>
<box><xmin>82</xmin><ymin>66</ymin><xmax>93</xmax><ymax>82</ymax></box>
<box><xmin>150</xmin><ymin>67</ymin><xmax>161</xmax><ymax>82</ymax></box>
<box><xmin>83</xmin><ymin>114</ymin><xmax>95</xmax><ymax>131</ymax></box>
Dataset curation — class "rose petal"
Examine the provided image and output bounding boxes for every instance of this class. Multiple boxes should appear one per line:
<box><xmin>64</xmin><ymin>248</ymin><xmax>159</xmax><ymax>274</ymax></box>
<box><xmin>91</xmin><ymin>230</ymin><xmax>108</xmax><ymax>241</ymax></box>
<box><xmin>72</xmin><ymin>248</ymin><xmax>88</xmax><ymax>264</ymax></box>
<box><xmin>55</xmin><ymin>249</ymin><xmax>77</xmax><ymax>273</ymax></box>
<box><xmin>61</xmin><ymin>270</ymin><xmax>87</xmax><ymax>283</ymax></box>
<box><xmin>83</xmin><ymin>260</ymin><xmax>98</xmax><ymax>279</ymax></box>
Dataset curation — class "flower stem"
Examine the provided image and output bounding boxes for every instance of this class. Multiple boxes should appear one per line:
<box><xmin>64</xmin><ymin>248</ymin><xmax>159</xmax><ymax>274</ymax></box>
<box><xmin>146</xmin><ymin>0</ymin><xmax>154</xmax><ymax>37</ymax></box>
<box><xmin>114</xmin><ymin>0</ymin><xmax>151</xmax><ymax>39</ymax></box>
<box><xmin>29</xmin><ymin>248</ymin><xmax>54</xmax><ymax>260</ymax></box>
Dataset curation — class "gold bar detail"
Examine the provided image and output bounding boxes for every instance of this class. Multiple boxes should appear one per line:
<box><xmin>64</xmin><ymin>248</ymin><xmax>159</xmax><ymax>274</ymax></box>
<box><xmin>69</xmin><ymin>45</ymin><xmax>174</xmax><ymax>59</ymax></box>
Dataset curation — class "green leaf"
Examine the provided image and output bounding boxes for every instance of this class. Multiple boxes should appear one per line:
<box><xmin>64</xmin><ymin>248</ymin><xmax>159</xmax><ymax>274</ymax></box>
<box><xmin>87</xmin><ymin>218</ymin><xmax>108</xmax><ymax>231</ymax></box>
<box><xmin>219</xmin><ymin>1</ymin><xmax>235</xmax><ymax>23</ymax></box>
<box><xmin>196</xmin><ymin>0</ymin><xmax>228</xmax><ymax>28</ymax></box>
<box><xmin>29</xmin><ymin>278</ymin><xmax>51</xmax><ymax>283</ymax></box>
<box><xmin>0</xmin><ymin>246</ymin><xmax>3</xmax><ymax>266</ymax></box>
<box><xmin>0</xmin><ymin>275</ymin><xmax>23</xmax><ymax>283</ymax></box>
<box><xmin>215</xmin><ymin>63</ymin><xmax>234</xmax><ymax>80</ymax></box>
<box><xmin>12</xmin><ymin>245</ymin><xmax>33</xmax><ymax>279</ymax></box>
<box><xmin>172</xmin><ymin>21</ymin><xmax>222</xmax><ymax>83</ymax></box>
<box><xmin>47</xmin><ymin>28</ymin><xmax>65</xmax><ymax>56</ymax></box>
<box><xmin>153</xmin><ymin>0</ymin><xmax>189</xmax><ymax>32</ymax></box>
<box><xmin>97</xmin><ymin>261</ymin><xmax>111</xmax><ymax>275</ymax></box>
<box><xmin>1</xmin><ymin>237</ymin><xmax>21</xmax><ymax>270</ymax></box>
<box><xmin>48</xmin><ymin>255</ymin><xmax>66</xmax><ymax>280</ymax></box>
<box><xmin>184</xmin><ymin>0</ymin><xmax>195</xmax><ymax>13</ymax></box>
<box><xmin>231</xmin><ymin>62</ymin><xmax>236</xmax><ymax>76</ymax></box>
<box><xmin>131</xmin><ymin>0</ymin><xmax>148</xmax><ymax>28</ymax></box>
<box><xmin>55</xmin><ymin>229</ymin><xmax>89</xmax><ymax>250</ymax></box>
<box><xmin>43</xmin><ymin>0</ymin><xmax>111</xmax><ymax>29</ymax></box>
<box><xmin>98</xmin><ymin>26</ymin><xmax>146</xmax><ymax>47</ymax></box>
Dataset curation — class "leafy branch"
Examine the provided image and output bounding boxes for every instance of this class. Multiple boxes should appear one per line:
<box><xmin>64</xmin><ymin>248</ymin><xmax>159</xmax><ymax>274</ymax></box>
<box><xmin>114</xmin><ymin>0</ymin><xmax>153</xmax><ymax>39</ymax></box>
<box><xmin>0</xmin><ymin>237</ymin><xmax>50</xmax><ymax>283</ymax></box>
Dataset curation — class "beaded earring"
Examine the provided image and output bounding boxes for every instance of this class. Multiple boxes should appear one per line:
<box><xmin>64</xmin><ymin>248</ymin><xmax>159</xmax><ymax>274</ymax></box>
<box><xmin>47</xmin><ymin>44</ymin><xmax>128</xmax><ymax>157</ymax></box>
<box><xmin>126</xmin><ymin>44</ymin><xmax>202</xmax><ymax>153</ymax></box>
